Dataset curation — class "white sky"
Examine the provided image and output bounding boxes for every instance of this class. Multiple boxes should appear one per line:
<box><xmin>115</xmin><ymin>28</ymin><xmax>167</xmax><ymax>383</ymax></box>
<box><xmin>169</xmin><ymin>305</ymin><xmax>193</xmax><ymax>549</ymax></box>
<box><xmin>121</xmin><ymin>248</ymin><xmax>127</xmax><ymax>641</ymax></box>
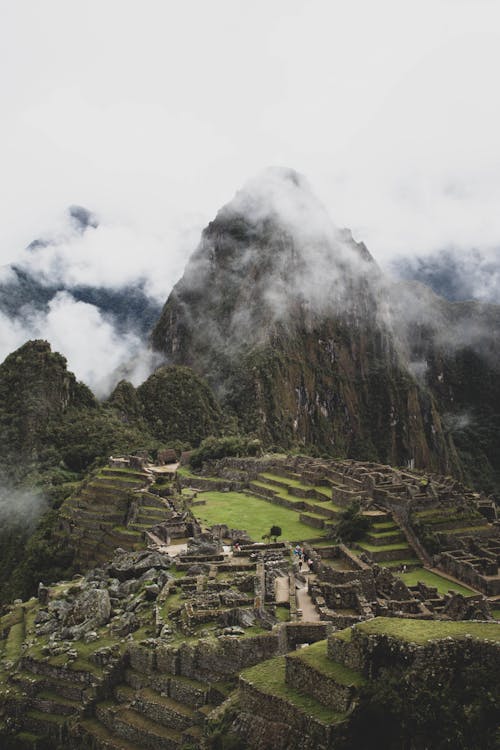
<box><xmin>1</xmin><ymin>0</ymin><xmax>500</xmax><ymax>394</ymax></box>
<box><xmin>1</xmin><ymin>0</ymin><xmax>500</xmax><ymax>274</ymax></box>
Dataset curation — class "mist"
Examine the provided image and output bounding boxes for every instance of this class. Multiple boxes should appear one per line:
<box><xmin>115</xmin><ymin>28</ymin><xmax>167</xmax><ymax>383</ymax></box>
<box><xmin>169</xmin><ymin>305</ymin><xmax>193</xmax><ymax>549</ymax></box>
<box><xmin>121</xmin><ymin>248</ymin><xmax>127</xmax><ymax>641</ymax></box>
<box><xmin>0</xmin><ymin>480</ymin><xmax>47</xmax><ymax>528</ymax></box>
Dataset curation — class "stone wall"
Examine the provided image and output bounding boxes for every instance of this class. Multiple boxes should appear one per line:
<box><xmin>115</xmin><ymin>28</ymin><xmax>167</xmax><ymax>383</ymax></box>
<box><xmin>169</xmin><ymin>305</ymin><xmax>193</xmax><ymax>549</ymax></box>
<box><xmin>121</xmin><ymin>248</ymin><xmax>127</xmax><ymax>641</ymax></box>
<box><xmin>439</xmin><ymin>552</ymin><xmax>500</xmax><ymax>596</ymax></box>
<box><xmin>327</xmin><ymin>627</ymin><xmax>500</xmax><ymax>679</ymax></box>
<box><xmin>285</xmin><ymin>654</ymin><xmax>355</xmax><ymax>712</ymax></box>
<box><xmin>238</xmin><ymin>679</ymin><xmax>334</xmax><ymax>749</ymax></box>
<box><xmin>282</xmin><ymin>622</ymin><xmax>331</xmax><ymax>650</ymax></box>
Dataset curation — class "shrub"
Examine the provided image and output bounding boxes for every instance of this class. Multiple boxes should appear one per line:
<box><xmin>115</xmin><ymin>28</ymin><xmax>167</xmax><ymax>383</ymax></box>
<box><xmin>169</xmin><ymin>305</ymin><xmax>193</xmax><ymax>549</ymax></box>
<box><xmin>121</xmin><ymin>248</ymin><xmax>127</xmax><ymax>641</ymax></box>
<box><xmin>190</xmin><ymin>435</ymin><xmax>262</xmax><ymax>470</ymax></box>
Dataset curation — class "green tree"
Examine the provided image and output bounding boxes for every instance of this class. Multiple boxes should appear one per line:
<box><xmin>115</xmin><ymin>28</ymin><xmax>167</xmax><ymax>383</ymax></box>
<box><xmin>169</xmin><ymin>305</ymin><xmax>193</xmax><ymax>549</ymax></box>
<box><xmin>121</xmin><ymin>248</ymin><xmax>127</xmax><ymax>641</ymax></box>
<box><xmin>270</xmin><ymin>525</ymin><xmax>282</xmax><ymax>542</ymax></box>
<box><xmin>335</xmin><ymin>501</ymin><xmax>370</xmax><ymax>543</ymax></box>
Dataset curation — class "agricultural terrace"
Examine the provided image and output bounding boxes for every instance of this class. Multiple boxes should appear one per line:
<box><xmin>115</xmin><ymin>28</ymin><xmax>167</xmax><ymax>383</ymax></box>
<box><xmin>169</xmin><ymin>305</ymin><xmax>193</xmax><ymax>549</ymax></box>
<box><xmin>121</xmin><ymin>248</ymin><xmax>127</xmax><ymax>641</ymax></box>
<box><xmin>356</xmin><ymin>617</ymin><xmax>500</xmax><ymax>644</ymax></box>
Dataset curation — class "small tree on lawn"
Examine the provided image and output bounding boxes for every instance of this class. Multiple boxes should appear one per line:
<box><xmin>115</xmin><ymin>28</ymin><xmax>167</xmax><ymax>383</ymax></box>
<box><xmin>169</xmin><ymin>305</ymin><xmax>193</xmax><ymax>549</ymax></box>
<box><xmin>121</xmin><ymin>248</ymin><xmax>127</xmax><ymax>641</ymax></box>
<box><xmin>270</xmin><ymin>525</ymin><xmax>282</xmax><ymax>542</ymax></box>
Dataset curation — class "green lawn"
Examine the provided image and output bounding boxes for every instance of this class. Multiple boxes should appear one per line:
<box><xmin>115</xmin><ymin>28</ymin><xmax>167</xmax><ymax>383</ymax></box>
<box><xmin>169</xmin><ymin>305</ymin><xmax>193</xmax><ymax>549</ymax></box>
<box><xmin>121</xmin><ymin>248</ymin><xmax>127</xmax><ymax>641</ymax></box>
<box><xmin>397</xmin><ymin>568</ymin><xmax>476</xmax><ymax>596</ymax></box>
<box><xmin>356</xmin><ymin>617</ymin><xmax>500</xmax><ymax>644</ymax></box>
<box><xmin>191</xmin><ymin>490</ymin><xmax>327</xmax><ymax>542</ymax></box>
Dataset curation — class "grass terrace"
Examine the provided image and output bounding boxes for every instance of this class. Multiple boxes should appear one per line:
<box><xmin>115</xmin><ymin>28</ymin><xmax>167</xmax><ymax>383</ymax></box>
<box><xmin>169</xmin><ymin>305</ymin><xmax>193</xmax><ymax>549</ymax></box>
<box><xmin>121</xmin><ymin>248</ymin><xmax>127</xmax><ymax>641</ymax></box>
<box><xmin>251</xmin><ymin>480</ymin><xmax>304</xmax><ymax>504</ymax></box>
<box><xmin>253</xmin><ymin>477</ymin><xmax>344</xmax><ymax>514</ymax></box>
<box><xmin>241</xmin><ymin>656</ymin><xmax>347</xmax><ymax>724</ymax></box>
<box><xmin>356</xmin><ymin>541</ymin><xmax>410</xmax><ymax>553</ymax></box>
<box><xmin>191</xmin><ymin>490</ymin><xmax>328</xmax><ymax>542</ymax></box>
<box><xmin>356</xmin><ymin>617</ymin><xmax>500</xmax><ymax>644</ymax></box>
<box><xmin>259</xmin><ymin>472</ymin><xmax>332</xmax><ymax>499</ymax></box>
<box><xmin>397</xmin><ymin>568</ymin><xmax>477</xmax><ymax>596</ymax></box>
<box><xmin>177</xmin><ymin>466</ymin><xmax>221</xmax><ymax>482</ymax></box>
<box><xmin>288</xmin><ymin>640</ymin><xmax>366</xmax><ymax>687</ymax></box>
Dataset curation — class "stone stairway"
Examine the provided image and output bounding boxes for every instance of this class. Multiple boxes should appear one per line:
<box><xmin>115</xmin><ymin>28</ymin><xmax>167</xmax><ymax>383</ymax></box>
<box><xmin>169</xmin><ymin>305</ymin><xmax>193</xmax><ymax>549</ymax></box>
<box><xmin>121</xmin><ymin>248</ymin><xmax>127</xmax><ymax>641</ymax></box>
<box><xmin>354</xmin><ymin>513</ymin><xmax>419</xmax><ymax>568</ymax></box>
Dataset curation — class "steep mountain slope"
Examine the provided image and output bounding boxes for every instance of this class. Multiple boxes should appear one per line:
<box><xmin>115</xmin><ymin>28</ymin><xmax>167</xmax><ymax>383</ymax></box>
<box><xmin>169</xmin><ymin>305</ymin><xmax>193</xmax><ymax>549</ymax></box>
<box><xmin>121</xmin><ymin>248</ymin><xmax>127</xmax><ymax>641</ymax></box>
<box><xmin>151</xmin><ymin>168</ymin><xmax>460</xmax><ymax>474</ymax></box>
<box><xmin>0</xmin><ymin>340</ymin><xmax>96</xmax><ymax>477</ymax></box>
<box><xmin>387</xmin><ymin>281</ymin><xmax>500</xmax><ymax>494</ymax></box>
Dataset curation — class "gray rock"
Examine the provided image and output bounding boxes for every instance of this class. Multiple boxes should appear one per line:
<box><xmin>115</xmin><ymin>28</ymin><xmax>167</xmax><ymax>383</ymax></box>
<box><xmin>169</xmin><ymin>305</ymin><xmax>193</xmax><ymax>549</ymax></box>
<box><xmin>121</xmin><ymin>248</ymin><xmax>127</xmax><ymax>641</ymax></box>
<box><xmin>108</xmin><ymin>550</ymin><xmax>171</xmax><ymax>581</ymax></box>
<box><xmin>222</xmin><ymin>626</ymin><xmax>245</xmax><ymax>636</ymax></box>
<box><xmin>110</xmin><ymin>611</ymin><xmax>138</xmax><ymax>636</ymax></box>
<box><xmin>120</xmin><ymin>579</ymin><xmax>141</xmax><ymax>596</ymax></box>
<box><xmin>145</xmin><ymin>584</ymin><xmax>160</xmax><ymax>600</ymax></box>
<box><xmin>68</xmin><ymin>588</ymin><xmax>111</xmax><ymax>628</ymax></box>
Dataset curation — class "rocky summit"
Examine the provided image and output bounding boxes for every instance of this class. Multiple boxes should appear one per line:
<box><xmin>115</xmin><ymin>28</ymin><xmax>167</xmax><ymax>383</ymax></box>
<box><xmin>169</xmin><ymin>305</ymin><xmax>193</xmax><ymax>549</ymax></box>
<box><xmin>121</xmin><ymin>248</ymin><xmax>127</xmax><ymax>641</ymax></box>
<box><xmin>152</xmin><ymin>169</ymin><xmax>500</xmax><ymax>494</ymax></box>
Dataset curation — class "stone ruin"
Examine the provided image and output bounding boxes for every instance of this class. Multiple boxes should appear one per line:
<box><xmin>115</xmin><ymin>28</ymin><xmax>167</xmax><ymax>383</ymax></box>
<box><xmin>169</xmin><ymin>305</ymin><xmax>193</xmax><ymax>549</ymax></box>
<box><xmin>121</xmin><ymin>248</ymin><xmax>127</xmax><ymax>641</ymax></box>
<box><xmin>1</xmin><ymin>452</ymin><xmax>498</xmax><ymax>749</ymax></box>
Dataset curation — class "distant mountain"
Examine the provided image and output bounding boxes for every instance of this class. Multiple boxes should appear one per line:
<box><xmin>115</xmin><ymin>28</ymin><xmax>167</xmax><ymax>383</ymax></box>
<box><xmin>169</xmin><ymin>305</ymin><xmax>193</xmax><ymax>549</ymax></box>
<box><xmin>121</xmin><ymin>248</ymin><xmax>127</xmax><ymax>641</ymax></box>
<box><xmin>391</xmin><ymin>247</ymin><xmax>500</xmax><ymax>304</ymax></box>
<box><xmin>0</xmin><ymin>205</ymin><xmax>162</xmax><ymax>336</ymax></box>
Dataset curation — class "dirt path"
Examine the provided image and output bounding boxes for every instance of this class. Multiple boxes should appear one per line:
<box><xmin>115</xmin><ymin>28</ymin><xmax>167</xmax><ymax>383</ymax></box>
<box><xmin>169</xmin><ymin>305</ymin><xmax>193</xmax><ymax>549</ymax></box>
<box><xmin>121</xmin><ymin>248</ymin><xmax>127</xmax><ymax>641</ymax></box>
<box><xmin>295</xmin><ymin>575</ymin><xmax>320</xmax><ymax>622</ymax></box>
<box><xmin>275</xmin><ymin>575</ymin><xmax>290</xmax><ymax>604</ymax></box>
<box><xmin>163</xmin><ymin>541</ymin><xmax>188</xmax><ymax>556</ymax></box>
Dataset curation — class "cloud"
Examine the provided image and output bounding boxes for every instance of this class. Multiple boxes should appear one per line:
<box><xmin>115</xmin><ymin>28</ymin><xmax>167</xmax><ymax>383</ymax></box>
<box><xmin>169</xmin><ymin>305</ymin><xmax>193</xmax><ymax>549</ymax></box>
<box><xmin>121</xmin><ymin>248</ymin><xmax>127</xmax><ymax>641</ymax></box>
<box><xmin>12</xmin><ymin>207</ymin><xmax>194</xmax><ymax>304</ymax></box>
<box><xmin>1</xmin><ymin>1</ymin><xmax>500</xmax><ymax>282</ymax></box>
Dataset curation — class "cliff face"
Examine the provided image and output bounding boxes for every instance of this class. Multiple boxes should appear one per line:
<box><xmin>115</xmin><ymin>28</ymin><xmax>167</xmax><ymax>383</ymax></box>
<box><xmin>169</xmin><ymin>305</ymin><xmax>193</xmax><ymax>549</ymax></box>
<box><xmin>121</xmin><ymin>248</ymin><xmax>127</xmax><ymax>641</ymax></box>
<box><xmin>151</xmin><ymin>168</ymin><xmax>458</xmax><ymax>473</ymax></box>
<box><xmin>388</xmin><ymin>282</ymin><xmax>500</xmax><ymax>494</ymax></box>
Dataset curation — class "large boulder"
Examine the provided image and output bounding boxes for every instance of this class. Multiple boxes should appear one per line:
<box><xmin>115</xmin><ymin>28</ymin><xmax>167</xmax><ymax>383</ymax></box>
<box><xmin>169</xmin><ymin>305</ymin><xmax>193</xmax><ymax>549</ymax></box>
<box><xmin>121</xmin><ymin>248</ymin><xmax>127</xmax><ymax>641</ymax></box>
<box><xmin>68</xmin><ymin>587</ymin><xmax>111</xmax><ymax>628</ymax></box>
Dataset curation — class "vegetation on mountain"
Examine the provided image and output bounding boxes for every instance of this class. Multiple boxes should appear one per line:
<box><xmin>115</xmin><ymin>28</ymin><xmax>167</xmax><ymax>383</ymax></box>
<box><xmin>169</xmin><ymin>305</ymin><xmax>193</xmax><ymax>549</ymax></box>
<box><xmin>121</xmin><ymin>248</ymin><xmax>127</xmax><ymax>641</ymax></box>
<box><xmin>190</xmin><ymin>434</ymin><xmax>262</xmax><ymax>469</ymax></box>
<box><xmin>0</xmin><ymin>341</ymin><xmax>160</xmax><ymax>606</ymax></box>
<box><xmin>136</xmin><ymin>365</ymin><xmax>224</xmax><ymax>447</ymax></box>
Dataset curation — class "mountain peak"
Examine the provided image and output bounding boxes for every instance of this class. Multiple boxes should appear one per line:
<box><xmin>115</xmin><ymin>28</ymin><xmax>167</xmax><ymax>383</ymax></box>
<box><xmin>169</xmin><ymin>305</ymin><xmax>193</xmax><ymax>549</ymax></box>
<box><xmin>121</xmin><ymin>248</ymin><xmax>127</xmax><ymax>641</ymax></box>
<box><xmin>215</xmin><ymin>166</ymin><xmax>337</xmax><ymax>249</ymax></box>
<box><xmin>68</xmin><ymin>205</ymin><xmax>98</xmax><ymax>232</ymax></box>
